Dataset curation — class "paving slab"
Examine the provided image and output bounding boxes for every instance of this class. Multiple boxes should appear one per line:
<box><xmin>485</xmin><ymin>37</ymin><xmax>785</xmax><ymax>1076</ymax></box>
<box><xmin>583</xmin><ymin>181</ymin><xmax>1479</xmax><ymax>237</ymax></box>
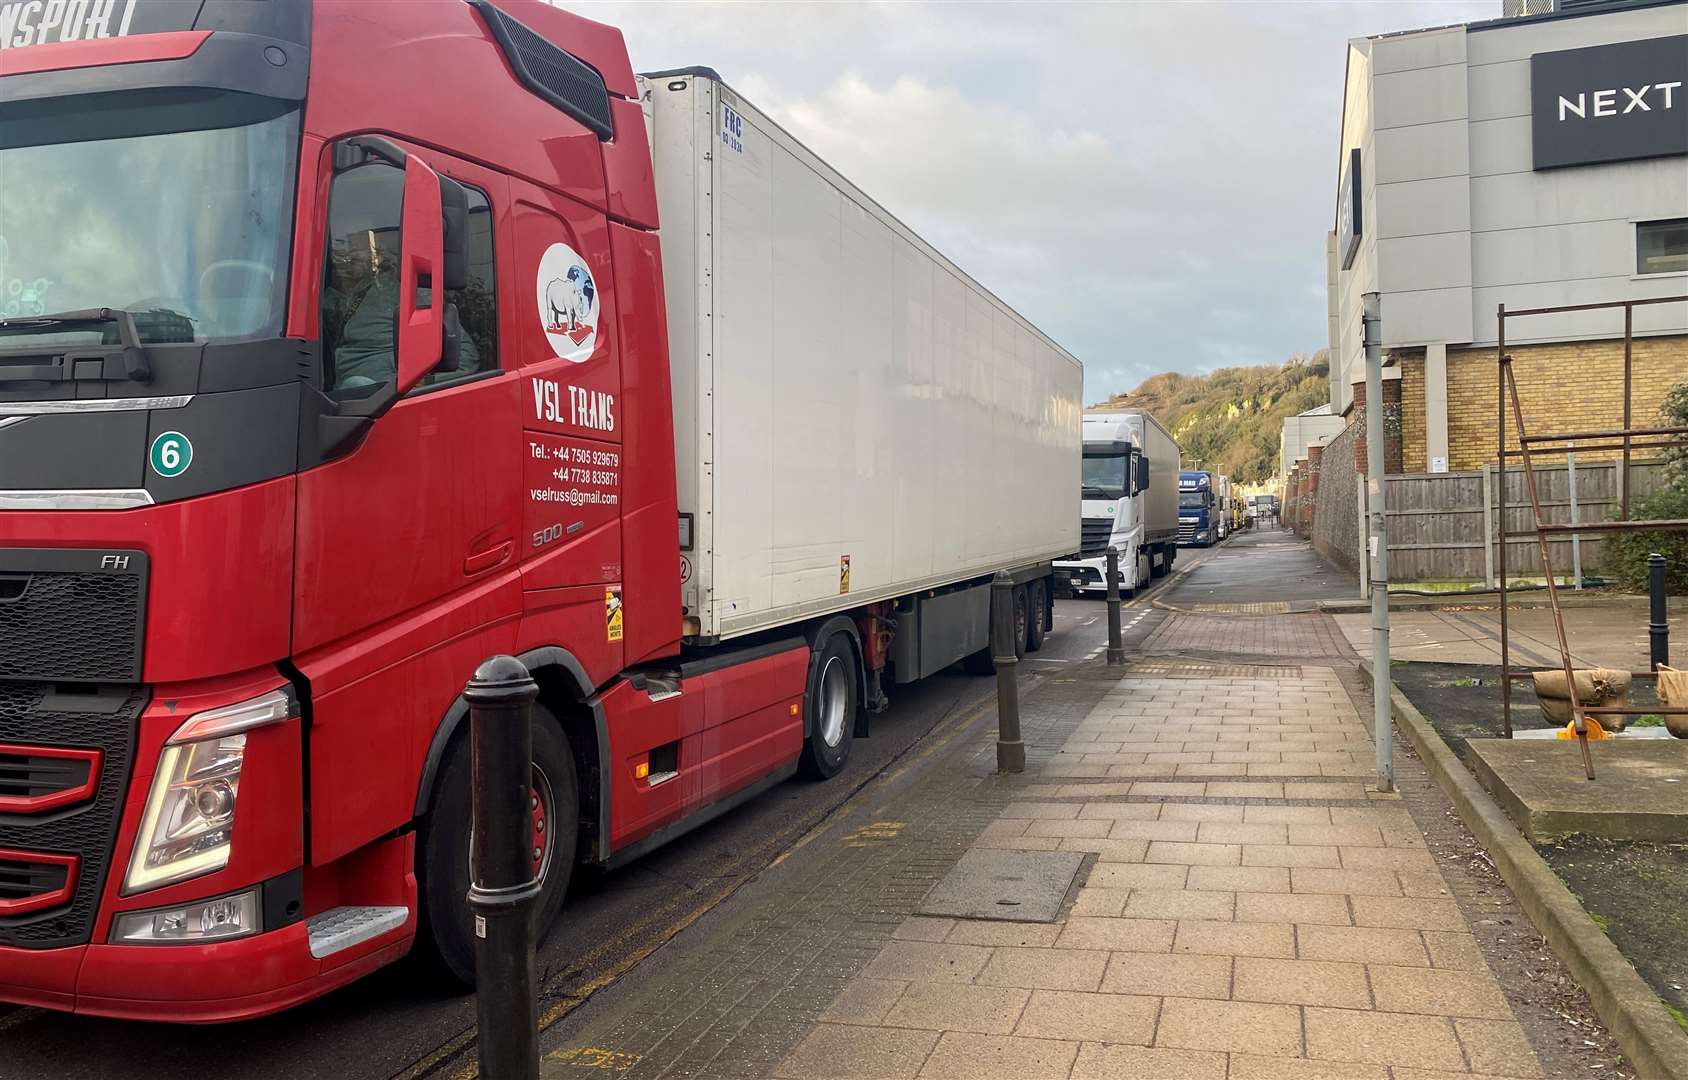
<box><xmin>916</xmin><ymin>848</ymin><xmax>1086</xmax><ymax>923</ymax></box>
<box><xmin>1465</xmin><ymin>737</ymin><xmax>1688</xmax><ymax>842</ymax></box>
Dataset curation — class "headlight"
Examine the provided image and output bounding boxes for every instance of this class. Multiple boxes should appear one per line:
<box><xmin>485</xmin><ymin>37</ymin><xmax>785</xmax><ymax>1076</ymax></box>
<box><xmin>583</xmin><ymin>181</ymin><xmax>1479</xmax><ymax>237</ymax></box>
<box><xmin>124</xmin><ymin>689</ymin><xmax>295</xmax><ymax>894</ymax></box>
<box><xmin>111</xmin><ymin>888</ymin><xmax>259</xmax><ymax>945</ymax></box>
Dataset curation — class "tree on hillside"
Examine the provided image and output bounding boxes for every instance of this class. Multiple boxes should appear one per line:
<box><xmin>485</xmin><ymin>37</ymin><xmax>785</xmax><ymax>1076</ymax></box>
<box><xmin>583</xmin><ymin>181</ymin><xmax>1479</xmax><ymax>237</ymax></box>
<box><xmin>1090</xmin><ymin>352</ymin><xmax>1330</xmax><ymax>484</ymax></box>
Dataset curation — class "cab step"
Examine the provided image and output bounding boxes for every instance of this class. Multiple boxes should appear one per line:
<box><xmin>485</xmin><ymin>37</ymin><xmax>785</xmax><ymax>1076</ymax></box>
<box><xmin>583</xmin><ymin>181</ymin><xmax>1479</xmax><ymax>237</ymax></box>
<box><xmin>306</xmin><ymin>905</ymin><xmax>409</xmax><ymax>959</ymax></box>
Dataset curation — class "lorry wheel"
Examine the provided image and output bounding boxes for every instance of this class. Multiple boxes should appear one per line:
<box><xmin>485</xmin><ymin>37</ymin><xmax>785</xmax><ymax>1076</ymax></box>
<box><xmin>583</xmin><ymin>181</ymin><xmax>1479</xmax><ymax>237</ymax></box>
<box><xmin>1025</xmin><ymin>580</ymin><xmax>1046</xmax><ymax>653</ymax></box>
<box><xmin>416</xmin><ymin>709</ymin><xmax>579</xmax><ymax>988</ymax></box>
<box><xmin>800</xmin><ymin>633</ymin><xmax>859</xmax><ymax>779</ymax></box>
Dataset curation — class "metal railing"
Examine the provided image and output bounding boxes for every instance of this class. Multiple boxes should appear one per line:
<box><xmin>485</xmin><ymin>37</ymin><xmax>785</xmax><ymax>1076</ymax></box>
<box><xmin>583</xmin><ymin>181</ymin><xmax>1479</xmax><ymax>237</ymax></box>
<box><xmin>1495</xmin><ymin>295</ymin><xmax>1688</xmax><ymax>779</ymax></box>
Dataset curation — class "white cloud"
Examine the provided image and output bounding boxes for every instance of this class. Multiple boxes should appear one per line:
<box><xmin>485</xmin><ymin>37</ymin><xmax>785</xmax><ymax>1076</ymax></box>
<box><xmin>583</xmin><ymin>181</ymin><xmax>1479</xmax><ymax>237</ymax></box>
<box><xmin>568</xmin><ymin>0</ymin><xmax>1492</xmax><ymax>400</ymax></box>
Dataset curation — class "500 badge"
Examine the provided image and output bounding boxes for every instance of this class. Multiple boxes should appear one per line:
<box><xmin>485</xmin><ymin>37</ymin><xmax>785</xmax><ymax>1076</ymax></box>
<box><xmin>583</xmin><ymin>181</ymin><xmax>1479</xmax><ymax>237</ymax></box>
<box><xmin>149</xmin><ymin>431</ymin><xmax>193</xmax><ymax>478</ymax></box>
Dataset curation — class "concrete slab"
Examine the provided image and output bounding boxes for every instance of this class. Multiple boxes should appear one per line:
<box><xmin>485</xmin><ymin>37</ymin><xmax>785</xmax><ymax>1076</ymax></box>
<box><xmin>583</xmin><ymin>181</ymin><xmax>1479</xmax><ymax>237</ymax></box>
<box><xmin>1465</xmin><ymin>738</ymin><xmax>1688</xmax><ymax>842</ymax></box>
<box><xmin>1335</xmin><ymin>606</ymin><xmax>1688</xmax><ymax>670</ymax></box>
<box><xmin>916</xmin><ymin>848</ymin><xmax>1085</xmax><ymax>923</ymax></box>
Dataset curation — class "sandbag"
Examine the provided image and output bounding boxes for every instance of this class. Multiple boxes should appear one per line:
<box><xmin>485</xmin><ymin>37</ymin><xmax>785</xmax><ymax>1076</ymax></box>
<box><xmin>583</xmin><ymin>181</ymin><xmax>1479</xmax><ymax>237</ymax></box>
<box><xmin>1659</xmin><ymin>665</ymin><xmax>1688</xmax><ymax>708</ymax></box>
<box><xmin>1658</xmin><ymin>665</ymin><xmax>1688</xmax><ymax>738</ymax></box>
<box><xmin>1531</xmin><ymin>668</ymin><xmax>1631</xmax><ymax>703</ymax></box>
<box><xmin>1538</xmin><ymin>698</ymin><xmax>1623</xmax><ymax>729</ymax></box>
<box><xmin>1533</xmin><ymin>668</ymin><xmax>1630</xmax><ymax>731</ymax></box>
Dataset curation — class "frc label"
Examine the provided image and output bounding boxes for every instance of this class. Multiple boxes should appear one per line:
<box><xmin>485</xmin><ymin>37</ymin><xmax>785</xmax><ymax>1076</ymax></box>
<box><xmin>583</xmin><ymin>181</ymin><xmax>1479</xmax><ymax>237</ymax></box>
<box><xmin>720</xmin><ymin>101</ymin><xmax>745</xmax><ymax>156</ymax></box>
<box><xmin>0</xmin><ymin>0</ymin><xmax>138</xmax><ymax>49</ymax></box>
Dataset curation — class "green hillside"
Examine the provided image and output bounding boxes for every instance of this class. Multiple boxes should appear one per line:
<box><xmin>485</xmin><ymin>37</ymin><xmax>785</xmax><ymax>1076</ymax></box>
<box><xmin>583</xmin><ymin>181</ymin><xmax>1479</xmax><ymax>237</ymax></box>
<box><xmin>1090</xmin><ymin>353</ymin><xmax>1331</xmax><ymax>485</ymax></box>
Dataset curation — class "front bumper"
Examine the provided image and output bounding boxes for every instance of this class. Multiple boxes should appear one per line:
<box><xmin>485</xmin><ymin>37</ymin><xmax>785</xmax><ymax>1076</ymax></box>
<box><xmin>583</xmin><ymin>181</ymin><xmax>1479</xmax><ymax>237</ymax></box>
<box><xmin>1054</xmin><ymin>553</ymin><xmax>1136</xmax><ymax>591</ymax></box>
<box><xmin>0</xmin><ymin>921</ymin><xmax>412</xmax><ymax>1022</ymax></box>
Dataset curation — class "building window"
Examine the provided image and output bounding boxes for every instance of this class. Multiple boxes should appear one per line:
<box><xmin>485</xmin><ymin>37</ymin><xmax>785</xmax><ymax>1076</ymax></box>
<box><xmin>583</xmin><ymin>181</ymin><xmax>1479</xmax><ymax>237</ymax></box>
<box><xmin>1637</xmin><ymin>218</ymin><xmax>1688</xmax><ymax>276</ymax></box>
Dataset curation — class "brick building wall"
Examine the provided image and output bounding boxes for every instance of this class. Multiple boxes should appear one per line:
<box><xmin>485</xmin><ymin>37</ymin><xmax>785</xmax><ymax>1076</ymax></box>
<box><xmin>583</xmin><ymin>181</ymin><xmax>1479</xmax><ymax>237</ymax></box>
<box><xmin>1399</xmin><ymin>357</ymin><xmax>1426</xmax><ymax>475</ymax></box>
<box><xmin>1347</xmin><ymin>377</ymin><xmax>1403</xmax><ymax>475</ymax></box>
<box><xmin>1443</xmin><ymin>334</ymin><xmax>1687</xmax><ymax>471</ymax></box>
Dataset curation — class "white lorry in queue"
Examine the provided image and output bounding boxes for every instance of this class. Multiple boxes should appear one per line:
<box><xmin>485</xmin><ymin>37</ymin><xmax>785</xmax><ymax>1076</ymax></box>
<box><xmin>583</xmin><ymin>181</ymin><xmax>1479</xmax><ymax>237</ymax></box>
<box><xmin>1055</xmin><ymin>411</ymin><xmax>1182</xmax><ymax>597</ymax></box>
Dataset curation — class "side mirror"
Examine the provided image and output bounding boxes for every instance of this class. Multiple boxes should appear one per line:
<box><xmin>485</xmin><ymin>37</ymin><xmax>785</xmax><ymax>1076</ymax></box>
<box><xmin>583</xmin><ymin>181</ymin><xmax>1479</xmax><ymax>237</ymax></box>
<box><xmin>1136</xmin><ymin>455</ymin><xmax>1151</xmax><ymax>494</ymax></box>
<box><xmin>395</xmin><ymin>154</ymin><xmax>445</xmax><ymax>397</ymax></box>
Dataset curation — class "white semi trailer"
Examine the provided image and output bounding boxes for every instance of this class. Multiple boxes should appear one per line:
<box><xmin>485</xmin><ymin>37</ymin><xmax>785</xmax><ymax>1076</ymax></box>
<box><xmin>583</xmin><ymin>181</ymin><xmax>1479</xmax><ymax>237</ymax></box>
<box><xmin>1055</xmin><ymin>411</ymin><xmax>1181</xmax><ymax>596</ymax></box>
<box><xmin>649</xmin><ymin>70</ymin><xmax>1083</xmax><ymax>684</ymax></box>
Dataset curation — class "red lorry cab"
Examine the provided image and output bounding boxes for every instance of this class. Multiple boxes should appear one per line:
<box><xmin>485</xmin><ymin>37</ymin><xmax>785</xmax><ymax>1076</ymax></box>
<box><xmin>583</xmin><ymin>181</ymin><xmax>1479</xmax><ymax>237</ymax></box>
<box><xmin>0</xmin><ymin>0</ymin><xmax>1067</xmax><ymax>1021</ymax></box>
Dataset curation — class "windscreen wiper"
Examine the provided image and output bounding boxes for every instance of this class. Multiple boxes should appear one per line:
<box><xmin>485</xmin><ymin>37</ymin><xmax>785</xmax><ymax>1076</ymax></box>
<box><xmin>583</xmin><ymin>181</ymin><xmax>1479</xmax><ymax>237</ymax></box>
<box><xmin>1082</xmin><ymin>485</ymin><xmax>1110</xmax><ymax>498</ymax></box>
<box><xmin>0</xmin><ymin>308</ymin><xmax>151</xmax><ymax>384</ymax></box>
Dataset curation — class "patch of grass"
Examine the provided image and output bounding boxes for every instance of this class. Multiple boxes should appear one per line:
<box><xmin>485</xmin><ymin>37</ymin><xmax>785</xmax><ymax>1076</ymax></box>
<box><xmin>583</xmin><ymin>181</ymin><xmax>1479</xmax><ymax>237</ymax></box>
<box><xmin>1666</xmin><ymin>1000</ymin><xmax>1688</xmax><ymax>1036</ymax></box>
<box><xmin>1591</xmin><ymin>911</ymin><xmax>1611</xmax><ymax>933</ymax></box>
<box><xmin>1632</xmin><ymin>714</ymin><xmax>1666</xmax><ymax>727</ymax></box>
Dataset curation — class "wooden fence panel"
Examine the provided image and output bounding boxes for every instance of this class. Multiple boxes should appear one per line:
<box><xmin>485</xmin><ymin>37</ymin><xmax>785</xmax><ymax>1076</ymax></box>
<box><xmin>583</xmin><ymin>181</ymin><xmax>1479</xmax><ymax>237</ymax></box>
<box><xmin>1380</xmin><ymin>460</ymin><xmax>1666</xmax><ymax>584</ymax></box>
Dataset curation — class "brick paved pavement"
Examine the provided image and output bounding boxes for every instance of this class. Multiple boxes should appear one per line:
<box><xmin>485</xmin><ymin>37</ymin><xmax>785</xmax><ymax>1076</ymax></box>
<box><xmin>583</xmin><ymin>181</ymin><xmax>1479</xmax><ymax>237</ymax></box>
<box><xmin>539</xmin><ymin>533</ymin><xmax>1623</xmax><ymax>1079</ymax></box>
<box><xmin>767</xmin><ymin>669</ymin><xmax>1554</xmax><ymax>1080</ymax></box>
<box><xmin>1140</xmin><ymin>612</ymin><xmax>1354</xmax><ymax>659</ymax></box>
<box><xmin>542</xmin><ymin>666</ymin><xmax>1122</xmax><ymax>1080</ymax></box>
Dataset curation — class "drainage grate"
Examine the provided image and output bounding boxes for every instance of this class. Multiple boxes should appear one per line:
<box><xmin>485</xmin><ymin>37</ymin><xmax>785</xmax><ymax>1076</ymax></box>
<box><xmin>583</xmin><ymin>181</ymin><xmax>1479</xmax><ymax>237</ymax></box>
<box><xmin>1123</xmin><ymin>658</ymin><xmax>1303</xmax><ymax>679</ymax></box>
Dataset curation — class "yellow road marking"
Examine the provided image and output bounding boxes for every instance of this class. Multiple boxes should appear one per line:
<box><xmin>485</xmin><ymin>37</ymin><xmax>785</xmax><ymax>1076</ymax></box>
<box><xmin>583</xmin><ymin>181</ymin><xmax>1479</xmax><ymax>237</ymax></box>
<box><xmin>842</xmin><ymin>820</ymin><xmax>904</xmax><ymax>847</ymax></box>
<box><xmin>548</xmin><ymin>1047</ymin><xmax>641</xmax><ymax>1071</ymax></box>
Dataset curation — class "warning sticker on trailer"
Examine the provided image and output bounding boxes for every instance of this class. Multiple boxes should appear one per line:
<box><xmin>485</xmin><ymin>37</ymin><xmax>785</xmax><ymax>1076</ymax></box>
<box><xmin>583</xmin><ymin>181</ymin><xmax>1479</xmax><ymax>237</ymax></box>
<box><xmin>839</xmin><ymin>555</ymin><xmax>851</xmax><ymax>595</ymax></box>
<box><xmin>606</xmin><ymin>587</ymin><xmax>624</xmax><ymax>642</ymax></box>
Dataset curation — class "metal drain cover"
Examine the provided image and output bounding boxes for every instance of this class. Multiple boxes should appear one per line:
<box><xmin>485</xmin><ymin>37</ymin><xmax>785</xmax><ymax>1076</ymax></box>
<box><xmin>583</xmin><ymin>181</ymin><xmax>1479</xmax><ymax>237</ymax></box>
<box><xmin>917</xmin><ymin>849</ymin><xmax>1085</xmax><ymax>923</ymax></box>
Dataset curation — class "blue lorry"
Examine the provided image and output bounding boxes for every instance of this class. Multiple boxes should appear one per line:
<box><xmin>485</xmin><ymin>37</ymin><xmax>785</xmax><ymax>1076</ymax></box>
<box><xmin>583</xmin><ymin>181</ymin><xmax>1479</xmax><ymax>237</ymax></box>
<box><xmin>1178</xmin><ymin>471</ymin><xmax>1219</xmax><ymax>547</ymax></box>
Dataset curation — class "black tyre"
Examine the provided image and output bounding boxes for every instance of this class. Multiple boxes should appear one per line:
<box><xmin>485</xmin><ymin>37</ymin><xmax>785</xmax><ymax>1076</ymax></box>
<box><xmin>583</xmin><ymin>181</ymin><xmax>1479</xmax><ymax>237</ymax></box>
<box><xmin>800</xmin><ymin>633</ymin><xmax>858</xmax><ymax>779</ymax></box>
<box><xmin>416</xmin><ymin>707</ymin><xmax>579</xmax><ymax>988</ymax></box>
<box><xmin>1025</xmin><ymin>580</ymin><xmax>1047</xmax><ymax>652</ymax></box>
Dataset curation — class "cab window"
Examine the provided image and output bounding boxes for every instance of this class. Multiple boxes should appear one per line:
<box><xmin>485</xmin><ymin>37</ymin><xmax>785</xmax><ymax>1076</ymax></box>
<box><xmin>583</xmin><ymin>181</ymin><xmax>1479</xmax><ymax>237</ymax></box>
<box><xmin>426</xmin><ymin>185</ymin><xmax>497</xmax><ymax>387</ymax></box>
<box><xmin>320</xmin><ymin>166</ymin><xmax>498</xmax><ymax>396</ymax></box>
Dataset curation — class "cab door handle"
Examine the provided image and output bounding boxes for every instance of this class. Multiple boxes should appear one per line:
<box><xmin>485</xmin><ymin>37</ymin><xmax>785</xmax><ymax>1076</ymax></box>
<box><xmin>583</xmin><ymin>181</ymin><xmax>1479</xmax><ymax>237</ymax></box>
<box><xmin>464</xmin><ymin>541</ymin><xmax>513</xmax><ymax>576</ymax></box>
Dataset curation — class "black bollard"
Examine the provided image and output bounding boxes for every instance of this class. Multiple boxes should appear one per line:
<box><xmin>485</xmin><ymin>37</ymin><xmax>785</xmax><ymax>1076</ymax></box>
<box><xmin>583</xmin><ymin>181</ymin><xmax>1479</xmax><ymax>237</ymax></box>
<box><xmin>465</xmin><ymin>655</ymin><xmax>542</xmax><ymax>1080</ymax></box>
<box><xmin>1649</xmin><ymin>553</ymin><xmax>1669</xmax><ymax>672</ymax></box>
<box><xmin>1105</xmin><ymin>548</ymin><xmax>1125</xmax><ymax>666</ymax></box>
<box><xmin>991</xmin><ymin>572</ymin><xmax>1024</xmax><ymax>773</ymax></box>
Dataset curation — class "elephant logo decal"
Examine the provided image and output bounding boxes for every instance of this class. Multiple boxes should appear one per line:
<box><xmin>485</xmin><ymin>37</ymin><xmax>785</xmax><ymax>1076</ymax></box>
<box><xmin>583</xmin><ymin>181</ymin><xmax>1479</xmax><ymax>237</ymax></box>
<box><xmin>535</xmin><ymin>241</ymin><xmax>599</xmax><ymax>363</ymax></box>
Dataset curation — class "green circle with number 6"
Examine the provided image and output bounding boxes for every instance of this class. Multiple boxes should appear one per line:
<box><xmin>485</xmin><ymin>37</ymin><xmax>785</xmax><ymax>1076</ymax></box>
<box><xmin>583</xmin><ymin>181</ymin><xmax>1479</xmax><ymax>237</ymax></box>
<box><xmin>150</xmin><ymin>431</ymin><xmax>193</xmax><ymax>478</ymax></box>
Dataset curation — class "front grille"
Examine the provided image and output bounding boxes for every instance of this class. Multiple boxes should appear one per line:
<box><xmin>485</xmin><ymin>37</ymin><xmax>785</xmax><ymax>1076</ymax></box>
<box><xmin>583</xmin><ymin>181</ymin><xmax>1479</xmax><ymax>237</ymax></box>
<box><xmin>1080</xmin><ymin>517</ymin><xmax>1113</xmax><ymax>556</ymax></box>
<box><xmin>0</xmin><ymin>851</ymin><xmax>77</xmax><ymax>917</ymax></box>
<box><xmin>0</xmin><ymin>549</ymin><xmax>147</xmax><ymax>683</ymax></box>
<box><xmin>1178</xmin><ymin>520</ymin><xmax>1198</xmax><ymax>543</ymax></box>
<box><xmin>0</xmin><ymin>682</ymin><xmax>143</xmax><ymax>949</ymax></box>
<box><xmin>0</xmin><ymin>745</ymin><xmax>100</xmax><ymax>813</ymax></box>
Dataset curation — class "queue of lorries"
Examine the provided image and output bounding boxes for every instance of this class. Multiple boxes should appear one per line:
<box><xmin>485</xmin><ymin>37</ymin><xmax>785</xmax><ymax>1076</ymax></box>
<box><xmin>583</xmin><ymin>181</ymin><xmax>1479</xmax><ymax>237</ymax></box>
<box><xmin>0</xmin><ymin>0</ymin><xmax>1255</xmax><ymax>1022</ymax></box>
<box><xmin>1051</xmin><ymin>412</ymin><xmax>1251</xmax><ymax>597</ymax></box>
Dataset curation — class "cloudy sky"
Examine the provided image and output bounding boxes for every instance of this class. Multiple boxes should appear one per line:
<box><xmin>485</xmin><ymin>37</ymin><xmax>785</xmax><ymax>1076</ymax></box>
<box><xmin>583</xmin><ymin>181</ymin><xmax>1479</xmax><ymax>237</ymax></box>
<box><xmin>570</xmin><ymin>0</ymin><xmax>1493</xmax><ymax>403</ymax></box>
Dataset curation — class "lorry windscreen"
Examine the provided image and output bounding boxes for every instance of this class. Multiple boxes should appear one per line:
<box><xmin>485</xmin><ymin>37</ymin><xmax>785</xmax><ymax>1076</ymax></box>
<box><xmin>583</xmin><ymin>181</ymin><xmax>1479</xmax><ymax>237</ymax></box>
<box><xmin>0</xmin><ymin>90</ymin><xmax>298</xmax><ymax>348</ymax></box>
<box><xmin>1081</xmin><ymin>453</ymin><xmax>1130</xmax><ymax>499</ymax></box>
<box><xmin>1179</xmin><ymin>491</ymin><xmax>1209</xmax><ymax>509</ymax></box>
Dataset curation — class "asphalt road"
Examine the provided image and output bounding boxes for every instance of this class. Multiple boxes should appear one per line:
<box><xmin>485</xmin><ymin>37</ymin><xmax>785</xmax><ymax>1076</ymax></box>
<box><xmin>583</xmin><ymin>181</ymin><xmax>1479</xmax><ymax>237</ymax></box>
<box><xmin>0</xmin><ymin>541</ymin><xmax>1220</xmax><ymax>1080</ymax></box>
